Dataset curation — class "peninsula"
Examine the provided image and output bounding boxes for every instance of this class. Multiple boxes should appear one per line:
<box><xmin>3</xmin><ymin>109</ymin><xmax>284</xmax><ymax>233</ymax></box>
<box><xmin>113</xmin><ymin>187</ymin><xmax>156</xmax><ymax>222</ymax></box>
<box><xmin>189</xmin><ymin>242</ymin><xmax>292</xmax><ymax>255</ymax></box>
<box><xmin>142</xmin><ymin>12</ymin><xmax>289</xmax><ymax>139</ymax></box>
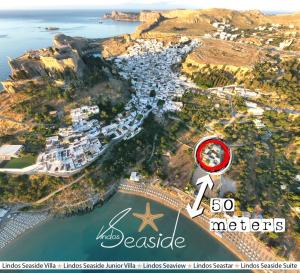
<box><xmin>0</xmin><ymin>8</ymin><xmax>299</xmax><ymax>263</ymax></box>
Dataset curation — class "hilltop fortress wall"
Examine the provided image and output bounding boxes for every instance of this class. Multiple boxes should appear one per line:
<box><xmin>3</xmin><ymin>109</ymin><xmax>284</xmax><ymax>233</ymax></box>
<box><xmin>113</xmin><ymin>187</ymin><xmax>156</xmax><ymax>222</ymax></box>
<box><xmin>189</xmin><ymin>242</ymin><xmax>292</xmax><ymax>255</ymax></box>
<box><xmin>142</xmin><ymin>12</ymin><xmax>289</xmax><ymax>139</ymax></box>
<box><xmin>40</xmin><ymin>53</ymin><xmax>79</xmax><ymax>74</ymax></box>
<box><xmin>1</xmin><ymin>34</ymin><xmax>99</xmax><ymax>93</ymax></box>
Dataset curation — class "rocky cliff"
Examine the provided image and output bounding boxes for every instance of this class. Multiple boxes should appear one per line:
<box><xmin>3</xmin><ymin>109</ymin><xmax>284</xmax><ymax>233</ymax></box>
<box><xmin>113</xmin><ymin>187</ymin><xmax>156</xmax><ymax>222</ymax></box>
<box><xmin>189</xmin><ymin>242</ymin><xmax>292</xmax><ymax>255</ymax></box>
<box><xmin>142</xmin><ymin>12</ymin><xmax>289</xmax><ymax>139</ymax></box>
<box><xmin>1</xmin><ymin>34</ymin><xmax>101</xmax><ymax>93</ymax></box>
<box><xmin>132</xmin><ymin>12</ymin><xmax>165</xmax><ymax>38</ymax></box>
<box><xmin>103</xmin><ymin>10</ymin><xmax>165</xmax><ymax>23</ymax></box>
<box><xmin>139</xmin><ymin>11</ymin><xmax>163</xmax><ymax>22</ymax></box>
<box><xmin>129</xmin><ymin>8</ymin><xmax>300</xmax><ymax>38</ymax></box>
<box><xmin>103</xmin><ymin>10</ymin><xmax>139</xmax><ymax>21</ymax></box>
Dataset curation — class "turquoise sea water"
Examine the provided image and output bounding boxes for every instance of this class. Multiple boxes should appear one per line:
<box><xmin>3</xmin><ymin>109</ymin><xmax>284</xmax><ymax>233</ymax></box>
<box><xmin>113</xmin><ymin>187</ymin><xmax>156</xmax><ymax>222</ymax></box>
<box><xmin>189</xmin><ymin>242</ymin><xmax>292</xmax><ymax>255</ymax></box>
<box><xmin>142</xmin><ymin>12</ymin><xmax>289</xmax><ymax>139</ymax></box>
<box><xmin>0</xmin><ymin>10</ymin><xmax>249</xmax><ymax>272</ymax></box>
<box><xmin>0</xmin><ymin>193</ymin><xmax>249</xmax><ymax>272</ymax></box>
<box><xmin>0</xmin><ymin>10</ymin><xmax>139</xmax><ymax>87</ymax></box>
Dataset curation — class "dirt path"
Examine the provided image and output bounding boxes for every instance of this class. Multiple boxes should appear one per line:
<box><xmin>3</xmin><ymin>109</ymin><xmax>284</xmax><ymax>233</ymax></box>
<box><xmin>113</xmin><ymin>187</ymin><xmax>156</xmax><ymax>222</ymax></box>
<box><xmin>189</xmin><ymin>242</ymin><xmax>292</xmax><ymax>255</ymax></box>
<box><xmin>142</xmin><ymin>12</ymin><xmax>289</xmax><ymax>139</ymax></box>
<box><xmin>34</xmin><ymin>174</ymin><xmax>85</xmax><ymax>205</ymax></box>
<box><xmin>147</xmin><ymin>134</ymin><xmax>157</xmax><ymax>162</ymax></box>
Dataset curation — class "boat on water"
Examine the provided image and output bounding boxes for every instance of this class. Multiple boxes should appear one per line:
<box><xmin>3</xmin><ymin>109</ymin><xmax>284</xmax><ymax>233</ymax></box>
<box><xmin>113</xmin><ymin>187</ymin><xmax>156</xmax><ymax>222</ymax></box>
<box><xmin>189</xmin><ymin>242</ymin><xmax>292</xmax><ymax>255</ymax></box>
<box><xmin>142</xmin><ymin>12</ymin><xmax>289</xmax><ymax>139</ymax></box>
<box><xmin>45</xmin><ymin>27</ymin><xmax>60</xmax><ymax>31</ymax></box>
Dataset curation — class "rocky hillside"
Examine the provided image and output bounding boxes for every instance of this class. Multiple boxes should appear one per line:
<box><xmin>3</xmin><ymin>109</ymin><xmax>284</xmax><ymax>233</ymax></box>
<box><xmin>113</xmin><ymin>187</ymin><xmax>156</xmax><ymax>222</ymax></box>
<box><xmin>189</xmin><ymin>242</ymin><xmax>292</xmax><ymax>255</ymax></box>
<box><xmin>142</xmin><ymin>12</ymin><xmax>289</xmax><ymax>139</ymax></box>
<box><xmin>103</xmin><ymin>10</ymin><xmax>139</xmax><ymax>21</ymax></box>
<box><xmin>181</xmin><ymin>39</ymin><xmax>268</xmax><ymax>80</ymax></box>
<box><xmin>131</xmin><ymin>8</ymin><xmax>300</xmax><ymax>37</ymax></box>
<box><xmin>133</xmin><ymin>12</ymin><xmax>165</xmax><ymax>37</ymax></box>
<box><xmin>0</xmin><ymin>35</ymin><xmax>127</xmax><ymax>143</ymax></box>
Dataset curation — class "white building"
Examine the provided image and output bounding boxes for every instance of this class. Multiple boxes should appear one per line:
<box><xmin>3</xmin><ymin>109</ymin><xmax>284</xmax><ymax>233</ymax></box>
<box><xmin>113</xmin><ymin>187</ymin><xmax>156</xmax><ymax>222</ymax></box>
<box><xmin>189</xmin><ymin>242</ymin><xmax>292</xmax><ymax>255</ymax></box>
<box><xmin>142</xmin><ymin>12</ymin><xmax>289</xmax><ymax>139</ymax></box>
<box><xmin>253</xmin><ymin>119</ymin><xmax>265</xmax><ymax>128</ymax></box>
<box><xmin>245</xmin><ymin>101</ymin><xmax>264</xmax><ymax>116</ymax></box>
<box><xmin>0</xmin><ymin>208</ymin><xmax>8</xmax><ymax>218</ymax></box>
<box><xmin>0</xmin><ymin>145</ymin><xmax>24</xmax><ymax>160</ymax></box>
<box><xmin>0</xmin><ymin>208</ymin><xmax>7</xmax><ymax>223</ymax></box>
<box><xmin>36</xmin><ymin>38</ymin><xmax>201</xmax><ymax>176</ymax></box>
<box><xmin>130</xmin><ymin>171</ymin><xmax>140</xmax><ymax>182</ymax></box>
<box><xmin>70</xmin><ymin>105</ymin><xmax>99</xmax><ymax>122</ymax></box>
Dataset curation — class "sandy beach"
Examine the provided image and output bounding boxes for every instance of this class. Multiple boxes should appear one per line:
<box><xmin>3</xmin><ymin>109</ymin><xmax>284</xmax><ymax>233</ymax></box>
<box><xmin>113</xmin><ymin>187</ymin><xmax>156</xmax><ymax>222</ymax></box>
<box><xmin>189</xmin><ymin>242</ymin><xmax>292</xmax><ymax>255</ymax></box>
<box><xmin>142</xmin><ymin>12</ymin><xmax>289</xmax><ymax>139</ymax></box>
<box><xmin>118</xmin><ymin>180</ymin><xmax>285</xmax><ymax>273</ymax></box>
<box><xmin>0</xmin><ymin>212</ymin><xmax>49</xmax><ymax>249</ymax></box>
<box><xmin>0</xmin><ymin>180</ymin><xmax>284</xmax><ymax>273</ymax></box>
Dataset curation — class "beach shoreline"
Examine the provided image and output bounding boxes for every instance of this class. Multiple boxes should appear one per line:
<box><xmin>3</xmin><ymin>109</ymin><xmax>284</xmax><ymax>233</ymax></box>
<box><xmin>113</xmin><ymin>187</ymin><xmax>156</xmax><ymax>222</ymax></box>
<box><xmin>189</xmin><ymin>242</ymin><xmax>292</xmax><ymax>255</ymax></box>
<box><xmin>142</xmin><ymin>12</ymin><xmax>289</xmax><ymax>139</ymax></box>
<box><xmin>0</xmin><ymin>211</ymin><xmax>49</xmax><ymax>250</ymax></box>
<box><xmin>0</xmin><ymin>181</ymin><xmax>287</xmax><ymax>273</ymax></box>
<box><xmin>118</xmin><ymin>188</ymin><xmax>246</xmax><ymax>262</ymax></box>
<box><xmin>117</xmin><ymin>181</ymin><xmax>285</xmax><ymax>273</ymax></box>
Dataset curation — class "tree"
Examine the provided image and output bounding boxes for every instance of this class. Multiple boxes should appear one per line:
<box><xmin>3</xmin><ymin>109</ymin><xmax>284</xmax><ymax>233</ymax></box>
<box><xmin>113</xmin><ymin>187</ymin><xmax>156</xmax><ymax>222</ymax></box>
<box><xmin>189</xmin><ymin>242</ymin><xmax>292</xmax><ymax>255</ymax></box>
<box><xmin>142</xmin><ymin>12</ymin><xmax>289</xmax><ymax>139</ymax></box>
<box><xmin>150</xmin><ymin>90</ymin><xmax>156</xmax><ymax>97</ymax></box>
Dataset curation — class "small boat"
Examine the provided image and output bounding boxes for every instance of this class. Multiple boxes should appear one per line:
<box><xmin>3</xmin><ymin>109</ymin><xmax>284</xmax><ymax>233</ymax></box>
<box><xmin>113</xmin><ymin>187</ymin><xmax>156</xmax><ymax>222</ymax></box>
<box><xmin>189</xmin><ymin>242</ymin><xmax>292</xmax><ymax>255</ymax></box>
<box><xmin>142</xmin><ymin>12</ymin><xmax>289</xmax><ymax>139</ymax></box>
<box><xmin>45</xmin><ymin>27</ymin><xmax>60</xmax><ymax>31</ymax></box>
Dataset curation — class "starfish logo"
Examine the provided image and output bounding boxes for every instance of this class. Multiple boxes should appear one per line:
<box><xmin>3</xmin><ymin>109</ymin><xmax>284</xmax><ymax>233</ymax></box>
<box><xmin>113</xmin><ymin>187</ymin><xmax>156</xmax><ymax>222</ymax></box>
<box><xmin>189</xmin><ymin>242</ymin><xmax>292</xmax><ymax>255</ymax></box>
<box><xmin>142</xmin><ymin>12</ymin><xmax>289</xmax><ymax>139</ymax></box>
<box><xmin>133</xmin><ymin>202</ymin><xmax>164</xmax><ymax>232</ymax></box>
<box><xmin>96</xmin><ymin>204</ymin><xmax>186</xmax><ymax>249</ymax></box>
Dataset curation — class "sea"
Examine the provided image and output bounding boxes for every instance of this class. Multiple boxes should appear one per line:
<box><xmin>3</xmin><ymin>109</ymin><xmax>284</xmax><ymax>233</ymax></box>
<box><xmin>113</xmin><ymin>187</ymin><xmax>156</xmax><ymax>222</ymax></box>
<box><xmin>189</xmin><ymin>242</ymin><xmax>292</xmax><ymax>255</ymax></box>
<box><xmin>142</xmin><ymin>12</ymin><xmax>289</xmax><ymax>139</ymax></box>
<box><xmin>0</xmin><ymin>192</ymin><xmax>249</xmax><ymax>272</ymax></box>
<box><xmin>0</xmin><ymin>9</ymin><xmax>140</xmax><ymax>88</ymax></box>
<box><xmin>0</xmin><ymin>10</ymin><xmax>247</xmax><ymax>272</ymax></box>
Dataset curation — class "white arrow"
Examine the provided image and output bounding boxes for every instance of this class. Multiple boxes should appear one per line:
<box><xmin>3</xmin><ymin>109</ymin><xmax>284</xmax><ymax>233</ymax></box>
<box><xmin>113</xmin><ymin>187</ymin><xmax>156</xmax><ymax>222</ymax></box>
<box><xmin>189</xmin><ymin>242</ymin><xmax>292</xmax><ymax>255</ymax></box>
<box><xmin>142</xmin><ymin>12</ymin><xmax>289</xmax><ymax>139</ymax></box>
<box><xmin>186</xmin><ymin>175</ymin><xmax>214</xmax><ymax>218</ymax></box>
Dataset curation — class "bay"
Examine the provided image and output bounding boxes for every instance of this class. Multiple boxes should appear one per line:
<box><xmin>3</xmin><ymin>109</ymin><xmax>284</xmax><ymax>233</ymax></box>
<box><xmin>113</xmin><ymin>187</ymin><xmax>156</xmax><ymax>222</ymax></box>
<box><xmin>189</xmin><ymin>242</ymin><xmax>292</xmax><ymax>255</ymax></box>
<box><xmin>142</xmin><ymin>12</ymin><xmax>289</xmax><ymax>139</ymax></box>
<box><xmin>0</xmin><ymin>192</ymin><xmax>248</xmax><ymax>272</ymax></box>
<box><xmin>0</xmin><ymin>10</ymin><xmax>139</xmax><ymax>88</ymax></box>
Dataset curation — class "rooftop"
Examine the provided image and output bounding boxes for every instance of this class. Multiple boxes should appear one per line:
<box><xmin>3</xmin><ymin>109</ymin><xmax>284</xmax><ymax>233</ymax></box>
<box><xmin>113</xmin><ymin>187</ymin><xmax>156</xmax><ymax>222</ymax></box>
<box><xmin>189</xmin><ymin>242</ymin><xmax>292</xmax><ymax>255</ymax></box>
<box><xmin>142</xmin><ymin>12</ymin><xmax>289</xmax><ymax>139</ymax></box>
<box><xmin>0</xmin><ymin>145</ymin><xmax>23</xmax><ymax>156</ymax></box>
<box><xmin>0</xmin><ymin>209</ymin><xmax>8</xmax><ymax>218</ymax></box>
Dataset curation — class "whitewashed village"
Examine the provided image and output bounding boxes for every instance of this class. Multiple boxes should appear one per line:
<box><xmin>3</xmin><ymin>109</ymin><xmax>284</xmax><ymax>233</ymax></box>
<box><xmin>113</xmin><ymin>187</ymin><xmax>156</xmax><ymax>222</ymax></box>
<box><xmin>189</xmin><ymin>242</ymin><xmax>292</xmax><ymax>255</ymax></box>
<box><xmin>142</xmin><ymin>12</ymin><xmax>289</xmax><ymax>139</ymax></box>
<box><xmin>205</xmin><ymin>20</ymin><xmax>295</xmax><ymax>50</ymax></box>
<box><xmin>0</xmin><ymin>36</ymin><xmax>287</xmax><ymax>176</ymax></box>
<box><xmin>37</xmin><ymin>38</ymin><xmax>202</xmax><ymax>175</ymax></box>
<box><xmin>0</xmin><ymin>38</ymin><xmax>200</xmax><ymax>176</ymax></box>
<box><xmin>0</xmin><ymin>7</ymin><xmax>299</xmax><ymax>262</ymax></box>
<box><xmin>0</xmin><ymin>17</ymin><xmax>298</xmax><ymax>177</ymax></box>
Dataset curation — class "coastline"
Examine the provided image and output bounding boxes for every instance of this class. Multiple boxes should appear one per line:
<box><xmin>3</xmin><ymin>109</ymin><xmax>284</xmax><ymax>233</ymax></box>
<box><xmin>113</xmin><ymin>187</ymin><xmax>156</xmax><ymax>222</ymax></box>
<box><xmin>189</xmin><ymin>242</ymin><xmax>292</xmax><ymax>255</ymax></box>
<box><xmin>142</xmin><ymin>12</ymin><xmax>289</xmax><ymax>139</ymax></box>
<box><xmin>0</xmin><ymin>211</ymin><xmax>49</xmax><ymax>250</ymax></box>
<box><xmin>0</xmin><ymin>9</ymin><xmax>297</xmax><ymax>268</ymax></box>
<box><xmin>117</xmin><ymin>181</ymin><xmax>284</xmax><ymax>273</ymax></box>
<box><xmin>0</xmin><ymin>181</ymin><xmax>284</xmax><ymax>273</ymax></box>
<box><xmin>0</xmin><ymin>189</ymin><xmax>246</xmax><ymax>267</ymax></box>
<box><xmin>0</xmin><ymin>180</ymin><xmax>116</xmax><ymax>251</ymax></box>
<box><xmin>118</xmin><ymin>187</ymin><xmax>246</xmax><ymax>262</ymax></box>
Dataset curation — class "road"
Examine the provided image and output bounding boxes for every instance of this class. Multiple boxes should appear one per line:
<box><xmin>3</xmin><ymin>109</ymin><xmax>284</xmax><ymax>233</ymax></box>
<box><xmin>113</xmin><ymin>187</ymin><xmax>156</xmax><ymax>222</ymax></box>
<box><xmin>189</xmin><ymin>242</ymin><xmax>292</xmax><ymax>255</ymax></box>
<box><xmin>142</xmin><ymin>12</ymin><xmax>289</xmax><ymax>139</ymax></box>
<box><xmin>34</xmin><ymin>174</ymin><xmax>85</xmax><ymax>205</ymax></box>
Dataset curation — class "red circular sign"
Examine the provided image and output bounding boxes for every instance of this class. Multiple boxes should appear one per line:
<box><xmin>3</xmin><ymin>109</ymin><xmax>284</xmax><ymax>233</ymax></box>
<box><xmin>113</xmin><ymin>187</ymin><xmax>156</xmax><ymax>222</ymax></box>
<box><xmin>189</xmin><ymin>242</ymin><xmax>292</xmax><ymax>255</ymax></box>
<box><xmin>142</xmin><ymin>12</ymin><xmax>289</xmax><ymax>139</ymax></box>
<box><xmin>195</xmin><ymin>137</ymin><xmax>231</xmax><ymax>174</ymax></box>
